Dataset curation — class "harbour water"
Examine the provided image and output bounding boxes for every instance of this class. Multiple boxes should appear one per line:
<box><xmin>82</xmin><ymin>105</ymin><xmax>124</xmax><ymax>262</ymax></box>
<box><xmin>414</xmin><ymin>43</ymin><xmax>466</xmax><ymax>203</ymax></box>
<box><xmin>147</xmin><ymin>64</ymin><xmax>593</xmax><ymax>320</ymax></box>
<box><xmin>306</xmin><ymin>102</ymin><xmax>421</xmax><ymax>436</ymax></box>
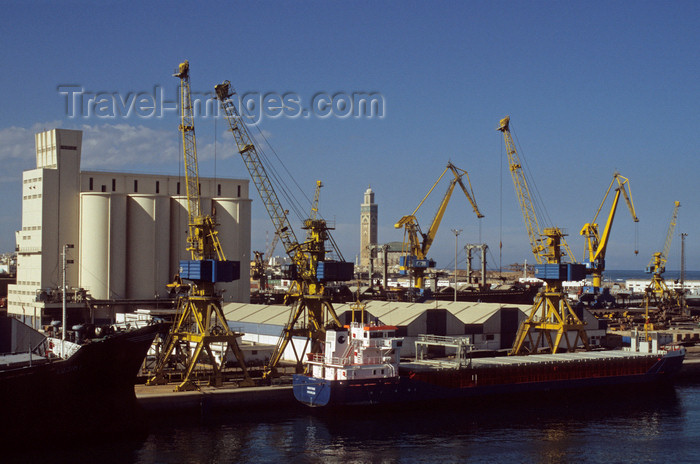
<box><xmin>10</xmin><ymin>269</ymin><xmax>700</xmax><ymax>462</ymax></box>
<box><xmin>12</xmin><ymin>383</ymin><xmax>700</xmax><ymax>463</ymax></box>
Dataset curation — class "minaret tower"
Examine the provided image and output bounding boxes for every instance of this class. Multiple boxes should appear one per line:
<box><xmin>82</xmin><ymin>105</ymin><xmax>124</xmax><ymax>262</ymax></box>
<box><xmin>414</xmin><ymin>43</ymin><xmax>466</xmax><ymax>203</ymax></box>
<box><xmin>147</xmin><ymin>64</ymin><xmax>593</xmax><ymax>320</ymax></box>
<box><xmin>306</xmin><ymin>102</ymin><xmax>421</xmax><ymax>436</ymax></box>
<box><xmin>360</xmin><ymin>186</ymin><xmax>378</xmax><ymax>267</ymax></box>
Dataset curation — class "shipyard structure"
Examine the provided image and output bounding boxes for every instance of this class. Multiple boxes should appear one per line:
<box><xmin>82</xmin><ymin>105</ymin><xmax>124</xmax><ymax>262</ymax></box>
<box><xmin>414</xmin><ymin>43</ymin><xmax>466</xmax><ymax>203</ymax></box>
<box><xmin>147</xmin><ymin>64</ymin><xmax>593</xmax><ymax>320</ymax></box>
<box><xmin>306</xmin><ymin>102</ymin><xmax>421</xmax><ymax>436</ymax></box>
<box><xmin>8</xmin><ymin>128</ymin><xmax>252</xmax><ymax>329</ymax></box>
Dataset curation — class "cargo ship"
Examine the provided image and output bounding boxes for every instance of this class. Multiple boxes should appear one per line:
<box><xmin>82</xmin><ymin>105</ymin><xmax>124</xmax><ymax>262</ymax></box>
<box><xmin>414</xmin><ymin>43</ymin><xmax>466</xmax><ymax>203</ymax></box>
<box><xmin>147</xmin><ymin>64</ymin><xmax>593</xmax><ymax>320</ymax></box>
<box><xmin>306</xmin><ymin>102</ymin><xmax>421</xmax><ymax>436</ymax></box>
<box><xmin>0</xmin><ymin>317</ymin><xmax>163</xmax><ymax>444</ymax></box>
<box><xmin>292</xmin><ymin>323</ymin><xmax>685</xmax><ymax>407</ymax></box>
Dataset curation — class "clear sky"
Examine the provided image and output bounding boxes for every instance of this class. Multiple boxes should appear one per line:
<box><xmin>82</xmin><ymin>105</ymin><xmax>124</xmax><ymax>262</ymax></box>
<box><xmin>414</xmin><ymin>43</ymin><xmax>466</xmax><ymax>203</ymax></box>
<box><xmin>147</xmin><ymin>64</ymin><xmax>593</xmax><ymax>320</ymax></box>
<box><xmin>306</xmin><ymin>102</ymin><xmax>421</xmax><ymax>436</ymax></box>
<box><xmin>1</xmin><ymin>0</ymin><xmax>698</xmax><ymax>273</ymax></box>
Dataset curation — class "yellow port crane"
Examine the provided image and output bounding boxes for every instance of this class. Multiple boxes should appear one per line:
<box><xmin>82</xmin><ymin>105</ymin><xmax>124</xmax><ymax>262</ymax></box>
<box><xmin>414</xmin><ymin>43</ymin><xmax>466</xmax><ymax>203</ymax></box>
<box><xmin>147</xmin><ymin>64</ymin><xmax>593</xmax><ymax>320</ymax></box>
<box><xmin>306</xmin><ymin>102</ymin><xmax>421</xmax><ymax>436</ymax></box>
<box><xmin>497</xmin><ymin>116</ymin><xmax>589</xmax><ymax>355</ymax></box>
<box><xmin>147</xmin><ymin>61</ymin><xmax>251</xmax><ymax>391</ymax></box>
<box><xmin>307</xmin><ymin>180</ymin><xmax>324</xmax><ymax>240</ymax></box>
<box><xmin>579</xmin><ymin>173</ymin><xmax>639</xmax><ymax>304</ymax></box>
<box><xmin>215</xmin><ymin>80</ymin><xmax>353</xmax><ymax>378</ymax></box>
<box><xmin>497</xmin><ymin>116</ymin><xmax>577</xmax><ymax>265</ymax></box>
<box><xmin>253</xmin><ymin>181</ymin><xmax>320</xmax><ymax>298</ymax></box>
<box><xmin>645</xmin><ymin>201</ymin><xmax>683</xmax><ymax>311</ymax></box>
<box><xmin>252</xmin><ymin>231</ymin><xmax>280</xmax><ymax>295</ymax></box>
<box><xmin>394</xmin><ymin>162</ymin><xmax>483</xmax><ymax>298</ymax></box>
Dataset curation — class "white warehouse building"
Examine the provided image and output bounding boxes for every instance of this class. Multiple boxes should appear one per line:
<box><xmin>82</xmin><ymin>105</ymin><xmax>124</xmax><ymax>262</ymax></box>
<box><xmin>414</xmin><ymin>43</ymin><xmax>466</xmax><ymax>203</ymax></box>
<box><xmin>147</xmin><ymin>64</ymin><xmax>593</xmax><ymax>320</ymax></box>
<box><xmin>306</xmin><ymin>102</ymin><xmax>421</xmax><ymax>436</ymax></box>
<box><xmin>8</xmin><ymin>128</ymin><xmax>252</xmax><ymax>329</ymax></box>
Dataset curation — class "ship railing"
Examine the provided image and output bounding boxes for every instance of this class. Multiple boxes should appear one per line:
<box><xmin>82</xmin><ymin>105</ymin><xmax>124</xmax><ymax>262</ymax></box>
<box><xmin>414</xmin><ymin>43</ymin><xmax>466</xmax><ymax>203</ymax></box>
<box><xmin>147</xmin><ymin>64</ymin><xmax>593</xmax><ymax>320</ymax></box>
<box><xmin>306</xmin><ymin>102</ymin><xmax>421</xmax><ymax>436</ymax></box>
<box><xmin>416</xmin><ymin>334</ymin><xmax>473</xmax><ymax>347</ymax></box>
<box><xmin>415</xmin><ymin>334</ymin><xmax>474</xmax><ymax>367</ymax></box>
<box><xmin>365</xmin><ymin>338</ymin><xmax>400</xmax><ymax>348</ymax></box>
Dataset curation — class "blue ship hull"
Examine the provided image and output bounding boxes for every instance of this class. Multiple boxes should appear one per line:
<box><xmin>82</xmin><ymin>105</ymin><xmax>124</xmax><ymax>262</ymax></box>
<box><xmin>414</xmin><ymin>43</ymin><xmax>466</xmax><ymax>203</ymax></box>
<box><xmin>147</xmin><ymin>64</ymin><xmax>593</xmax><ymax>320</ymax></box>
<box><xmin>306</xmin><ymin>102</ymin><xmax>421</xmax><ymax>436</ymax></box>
<box><xmin>293</xmin><ymin>350</ymin><xmax>685</xmax><ymax>408</ymax></box>
<box><xmin>293</xmin><ymin>375</ymin><xmax>403</xmax><ymax>407</ymax></box>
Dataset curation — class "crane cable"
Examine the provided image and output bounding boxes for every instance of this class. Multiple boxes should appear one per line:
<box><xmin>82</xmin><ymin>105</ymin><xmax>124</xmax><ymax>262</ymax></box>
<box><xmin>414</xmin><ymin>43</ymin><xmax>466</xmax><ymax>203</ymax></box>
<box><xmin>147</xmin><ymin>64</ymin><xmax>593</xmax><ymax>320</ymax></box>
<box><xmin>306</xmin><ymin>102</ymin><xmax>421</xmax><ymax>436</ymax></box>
<box><xmin>249</xmin><ymin>122</ymin><xmax>307</xmax><ymax>222</ymax></box>
<box><xmin>235</xmin><ymin>106</ymin><xmax>344</xmax><ymax>259</ymax></box>
<box><xmin>499</xmin><ymin>132</ymin><xmax>503</xmax><ymax>274</ymax></box>
<box><xmin>509</xmin><ymin>125</ymin><xmax>556</xmax><ymax>232</ymax></box>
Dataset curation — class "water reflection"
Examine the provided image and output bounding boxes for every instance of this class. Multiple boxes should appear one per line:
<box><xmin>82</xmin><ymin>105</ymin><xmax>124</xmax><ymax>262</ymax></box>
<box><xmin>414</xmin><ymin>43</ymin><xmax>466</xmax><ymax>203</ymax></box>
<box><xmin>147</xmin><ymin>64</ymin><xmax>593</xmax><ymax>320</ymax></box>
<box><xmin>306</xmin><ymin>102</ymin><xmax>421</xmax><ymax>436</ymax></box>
<box><xmin>7</xmin><ymin>384</ymin><xmax>688</xmax><ymax>464</ymax></box>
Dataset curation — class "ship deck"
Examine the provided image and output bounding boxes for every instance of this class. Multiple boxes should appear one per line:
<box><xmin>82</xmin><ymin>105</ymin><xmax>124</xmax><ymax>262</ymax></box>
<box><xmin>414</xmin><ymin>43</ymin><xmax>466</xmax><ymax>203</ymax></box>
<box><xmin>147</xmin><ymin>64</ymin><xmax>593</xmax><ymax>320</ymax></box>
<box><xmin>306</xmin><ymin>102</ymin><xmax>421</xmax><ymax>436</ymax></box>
<box><xmin>0</xmin><ymin>353</ymin><xmax>51</xmax><ymax>369</ymax></box>
<box><xmin>400</xmin><ymin>349</ymin><xmax>662</xmax><ymax>372</ymax></box>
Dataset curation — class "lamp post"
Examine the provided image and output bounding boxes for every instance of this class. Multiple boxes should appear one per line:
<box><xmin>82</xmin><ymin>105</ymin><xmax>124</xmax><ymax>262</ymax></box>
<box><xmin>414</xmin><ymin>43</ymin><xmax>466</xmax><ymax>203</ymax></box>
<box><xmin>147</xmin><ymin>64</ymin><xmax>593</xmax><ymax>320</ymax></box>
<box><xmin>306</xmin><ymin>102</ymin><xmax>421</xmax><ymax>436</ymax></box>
<box><xmin>681</xmin><ymin>232</ymin><xmax>688</xmax><ymax>308</ymax></box>
<box><xmin>451</xmin><ymin>229</ymin><xmax>462</xmax><ymax>302</ymax></box>
<box><xmin>62</xmin><ymin>244</ymin><xmax>74</xmax><ymax>345</ymax></box>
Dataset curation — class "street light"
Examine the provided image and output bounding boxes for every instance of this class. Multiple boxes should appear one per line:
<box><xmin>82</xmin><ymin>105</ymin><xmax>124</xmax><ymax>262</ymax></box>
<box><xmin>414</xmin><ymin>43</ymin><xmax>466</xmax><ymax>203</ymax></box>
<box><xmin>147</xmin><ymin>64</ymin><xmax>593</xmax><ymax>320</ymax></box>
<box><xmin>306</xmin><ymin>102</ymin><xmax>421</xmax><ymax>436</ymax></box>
<box><xmin>62</xmin><ymin>243</ymin><xmax>74</xmax><ymax>347</ymax></box>
<box><xmin>451</xmin><ymin>229</ymin><xmax>462</xmax><ymax>302</ymax></box>
<box><xmin>681</xmin><ymin>232</ymin><xmax>688</xmax><ymax>305</ymax></box>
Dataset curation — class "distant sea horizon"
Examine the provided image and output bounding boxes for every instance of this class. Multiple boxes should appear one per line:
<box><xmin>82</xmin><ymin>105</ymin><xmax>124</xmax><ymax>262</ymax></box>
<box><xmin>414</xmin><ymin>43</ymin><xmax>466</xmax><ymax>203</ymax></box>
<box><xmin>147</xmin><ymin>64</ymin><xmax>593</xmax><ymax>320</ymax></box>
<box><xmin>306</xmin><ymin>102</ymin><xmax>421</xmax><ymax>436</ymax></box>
<box><xmin>604</xmin><ymin>269</ymin><xmax>700</xmax><ymax>282</ymax></box>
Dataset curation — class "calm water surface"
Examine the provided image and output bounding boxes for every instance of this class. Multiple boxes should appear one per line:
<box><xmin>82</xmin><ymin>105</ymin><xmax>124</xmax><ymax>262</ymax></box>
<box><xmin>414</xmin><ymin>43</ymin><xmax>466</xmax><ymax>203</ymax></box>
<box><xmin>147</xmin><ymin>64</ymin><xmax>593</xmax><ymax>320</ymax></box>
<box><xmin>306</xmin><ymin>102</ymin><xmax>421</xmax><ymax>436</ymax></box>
<box><xmin>15</xmin><ymin>383</ymin><xmax>700</xmax><ymax>464</ymax></box>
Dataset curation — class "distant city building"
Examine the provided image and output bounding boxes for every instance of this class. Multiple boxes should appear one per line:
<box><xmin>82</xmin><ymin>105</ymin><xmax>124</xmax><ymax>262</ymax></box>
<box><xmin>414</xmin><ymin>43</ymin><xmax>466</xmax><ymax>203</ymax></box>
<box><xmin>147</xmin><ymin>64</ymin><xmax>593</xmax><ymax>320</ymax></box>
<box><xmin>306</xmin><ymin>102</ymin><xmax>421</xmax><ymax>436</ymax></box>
<box><xmin>8</xmin><ymin>128</ymin><xmax>251</xmax><ymax>328</ymax></box>
<box><xmin>373</xmin><ymin>241</ymin><xmax>403</xmax><ymax>269</ymax></box>
<box><xmin>360</xmin><ymin>186</ymin><xmax>378</xmax><ymax>267</ymax></box>
<box><xmin>626</xmin><ymin>279</ymin><xmax>700</xmax><ymax>294</ymax></box>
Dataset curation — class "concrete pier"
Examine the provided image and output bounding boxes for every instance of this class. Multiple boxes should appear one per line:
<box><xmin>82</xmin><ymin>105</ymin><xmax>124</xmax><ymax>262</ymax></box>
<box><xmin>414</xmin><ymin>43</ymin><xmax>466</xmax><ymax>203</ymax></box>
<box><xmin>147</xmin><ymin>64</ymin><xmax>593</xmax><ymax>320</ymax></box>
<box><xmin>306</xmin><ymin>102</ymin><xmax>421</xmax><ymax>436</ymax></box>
<box><xmin>134</xmin><ymin>345</ymin><xmax>700</xmax><ymax>417</ymax></box>
<box><xmin>135</xmin><ymin>383</ymin><xmax>301</xmax><ymax>416</ymax></box>
<box><xmin>676</xmin><ymin>346</ymin><xmax>700</xmax><ymax>380</ymax></box>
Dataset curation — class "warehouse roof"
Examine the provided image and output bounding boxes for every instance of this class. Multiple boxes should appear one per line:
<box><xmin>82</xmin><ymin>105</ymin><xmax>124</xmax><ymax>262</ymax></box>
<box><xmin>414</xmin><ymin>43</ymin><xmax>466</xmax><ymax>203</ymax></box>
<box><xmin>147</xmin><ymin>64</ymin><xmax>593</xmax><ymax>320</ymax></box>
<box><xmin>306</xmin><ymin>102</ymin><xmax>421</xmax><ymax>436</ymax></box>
<box><xmin>223</xmin><ymin>300</ymin><xmax>530</xmax><ymax>328</ymax></box>
<box><xmin>436</xmin><ymin>301</ymin><xmax>530</xmax><ymax>324</ymax></box>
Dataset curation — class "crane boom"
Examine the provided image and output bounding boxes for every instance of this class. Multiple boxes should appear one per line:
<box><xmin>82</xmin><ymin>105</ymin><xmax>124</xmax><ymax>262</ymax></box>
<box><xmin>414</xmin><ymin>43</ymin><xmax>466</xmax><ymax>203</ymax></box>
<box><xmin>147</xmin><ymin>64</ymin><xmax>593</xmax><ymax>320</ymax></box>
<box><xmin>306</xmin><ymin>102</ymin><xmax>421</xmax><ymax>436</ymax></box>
<box><xmin>394</xmin><ymin>162</ymin><xmax>482</xmax><ymax>293</ymax></box>
<box><xmin>174</xmin><ymin>60</ymin><xmax>226</xmax><ymax>262</ymax></box>
<box><xmin>647</xmin><ymin>201</ymin><xmax>680</xmax><ymax>275</ymax></box>
<box><xmin>659</xmin><ymin>201</ymin><xmax>680</xmax><ymax>270</ymax></box>
<box><xmin>423</xmin><ymin>163</ymin><xmax>483</xmax><ymax>255</ymax></box>
<box><xmin>310</xmin><ymin>180</ymin><xmax>323</xmax><ymax>220</ymax></box>
<box><xmin>452</xmin><ymin>164</ymin><xmax>484</xmax><ymax>218</ymax></box>
<box><xmin>215</xmin><ymin>80</ymin><xmax>350</xmax><ymax>378</ymax></box>
<box><xmin>497</xmin><ymin>116</ymin><xmax>544</xmax><ymax>263</ymax></box>
<box><xmin>498</xmin><ymin>116</ymin><xmax>589</xmax><ymax>356</ymax></box>
<box><xmin>497</xmin><ymin>116</ymin><xmax>576</xmax><ymax>264</ymax></box>
<box><xmin>580</xmin><ymin>173</ymin><xmax>638</xmax><ymax>288</ymax></box>
<box><xmin>175</xmin><ymin>61</ymin><xmax>201</xmax><ymax>224</ymax></box>
<box><xmin>423</xmin><ymin>177</ymin><xmax>459</xmax><ymax>256</ymax></box>
<box><xmin>147</xmin><ymin>61</ymin><xmax>249</xmax><ymax>391</ymax></box>
<box><xmin>214</xmin><ymin>83</ymin><xmax>299</xmax><ymax>261</ymax></box>
<box><xmin>644</xmin><ymin>201</ymin><xmax>682</xmax><ymax>311</ymax></box>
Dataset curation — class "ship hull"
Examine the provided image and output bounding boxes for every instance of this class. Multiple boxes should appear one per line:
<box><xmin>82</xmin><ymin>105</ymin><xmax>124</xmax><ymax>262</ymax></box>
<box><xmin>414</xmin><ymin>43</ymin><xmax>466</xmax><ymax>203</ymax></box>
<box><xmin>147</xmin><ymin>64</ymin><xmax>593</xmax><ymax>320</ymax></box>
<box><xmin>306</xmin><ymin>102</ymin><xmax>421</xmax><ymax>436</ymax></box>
<box><xmin>0</xmin><ymin>323</ymin><xmax>162</xmax><ymax>445</ymax></box>
<box><xmin>293</xmin><ymin>349</ymin><xmax>685</xmax><ymax>408</ymax></box>
<box><xmin>294</xmin><ymin>375</ymin><xmax>403</xmax><ymax>407</ymax></box>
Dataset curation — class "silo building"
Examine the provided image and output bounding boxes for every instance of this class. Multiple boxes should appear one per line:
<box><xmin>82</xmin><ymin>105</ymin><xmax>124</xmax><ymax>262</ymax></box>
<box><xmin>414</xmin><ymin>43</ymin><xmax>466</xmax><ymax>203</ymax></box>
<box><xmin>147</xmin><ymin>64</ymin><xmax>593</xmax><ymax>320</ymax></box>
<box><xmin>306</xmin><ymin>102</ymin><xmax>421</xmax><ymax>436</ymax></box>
<box><xmin>8</xmin><ymin>128</ymin><xmax>251</xmax><ymax>329</ymax></box>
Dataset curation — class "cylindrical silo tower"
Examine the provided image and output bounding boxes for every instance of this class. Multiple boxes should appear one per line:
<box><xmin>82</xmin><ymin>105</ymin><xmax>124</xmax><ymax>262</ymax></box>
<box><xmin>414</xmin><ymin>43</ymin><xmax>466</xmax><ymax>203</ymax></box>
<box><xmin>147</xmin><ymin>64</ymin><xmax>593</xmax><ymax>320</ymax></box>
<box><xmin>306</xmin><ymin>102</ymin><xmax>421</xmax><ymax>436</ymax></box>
<box><xmin>213</xmin><ymin>197</ymin><xmax>251</xmax><ymax>303</ymax></box>
<box><xmin>126</xmin><ymin>194</ymin><xmax>171</xmax><ymax>299</ymax></box>
<box><xmin>79</xmin><ymin>193</ymin><xmax>127</xmax><ymax>299</ymax></box>
<box><xmin>170</xmin><ymin>196</ymin><xmax>190</xmax><ymax>277</ymax></box>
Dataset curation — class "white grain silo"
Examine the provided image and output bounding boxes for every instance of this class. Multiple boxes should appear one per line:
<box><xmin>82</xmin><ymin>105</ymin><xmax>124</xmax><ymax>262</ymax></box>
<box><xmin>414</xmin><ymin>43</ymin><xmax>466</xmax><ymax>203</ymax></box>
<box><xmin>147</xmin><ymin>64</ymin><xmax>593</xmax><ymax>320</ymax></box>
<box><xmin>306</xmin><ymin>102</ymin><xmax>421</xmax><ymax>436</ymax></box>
<box><xmin>126</xmin><ymin>194</ymin><xmax>171</xmax><ymax>299</ymax></box>
<box><xmin>213</xmin><ymin>196</ymin><xmax>251</xmax><ymax>302</ymax></box>
<box><xmin>169</xmin><ymin>196</ymin><xmax>190</xmax><ymax>277</ymax></box>
<box><xmin>79</xmin><ymin>192</ymin><xmax>127</xmax><ymax>299</ymax></box>
<box><xmin>8</xmin><ymin>127</ymin><xmax>252</xmax><ymax>326</ymax></box>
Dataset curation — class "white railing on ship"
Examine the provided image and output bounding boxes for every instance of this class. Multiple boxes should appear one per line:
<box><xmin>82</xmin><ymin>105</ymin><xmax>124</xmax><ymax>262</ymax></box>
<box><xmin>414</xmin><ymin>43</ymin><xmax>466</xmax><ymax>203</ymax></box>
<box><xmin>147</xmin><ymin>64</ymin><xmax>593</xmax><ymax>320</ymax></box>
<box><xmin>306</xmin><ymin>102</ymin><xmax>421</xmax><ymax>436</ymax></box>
<box><xmin>417</xmin><ymin>334</ymin><xmax>471</xmax><ymax>346</ymax></box>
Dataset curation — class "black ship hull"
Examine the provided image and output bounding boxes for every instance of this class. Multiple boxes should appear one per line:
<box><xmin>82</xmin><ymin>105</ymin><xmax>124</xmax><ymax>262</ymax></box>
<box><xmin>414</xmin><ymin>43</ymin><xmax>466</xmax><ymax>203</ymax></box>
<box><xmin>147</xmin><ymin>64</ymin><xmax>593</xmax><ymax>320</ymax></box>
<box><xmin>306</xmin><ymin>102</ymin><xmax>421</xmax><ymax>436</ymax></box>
<box><xmin>0</xmin><ymin>324</ymin><xmax>162</xmax><ymax>445</ymax></box>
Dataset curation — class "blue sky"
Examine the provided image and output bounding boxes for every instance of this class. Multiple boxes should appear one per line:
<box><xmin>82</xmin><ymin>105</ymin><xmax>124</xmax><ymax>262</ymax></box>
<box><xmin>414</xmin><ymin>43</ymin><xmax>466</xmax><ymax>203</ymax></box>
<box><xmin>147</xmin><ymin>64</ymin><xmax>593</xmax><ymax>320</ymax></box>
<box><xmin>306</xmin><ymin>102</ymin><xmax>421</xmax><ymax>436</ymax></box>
<box><xmin>1</xmin><ymin>1</ymin><xmax>698</xmax><ymax>273</ymax></box>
